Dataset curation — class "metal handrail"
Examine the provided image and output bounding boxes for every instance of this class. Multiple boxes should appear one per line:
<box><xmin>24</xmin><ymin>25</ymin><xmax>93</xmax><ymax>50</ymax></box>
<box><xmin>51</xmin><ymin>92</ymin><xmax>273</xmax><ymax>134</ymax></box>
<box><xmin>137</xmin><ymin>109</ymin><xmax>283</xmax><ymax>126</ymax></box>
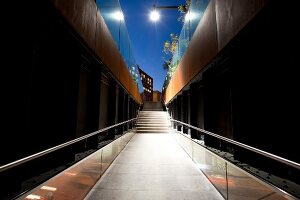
<box><xmin>170</xmin><ymin>118</ymin><xmax>300</xmax><ymax>170</ymax></box>
<box><xmin>0</xmin><ymin>118</ymin><xmax>137</xmax><ymax>173</ymax></box>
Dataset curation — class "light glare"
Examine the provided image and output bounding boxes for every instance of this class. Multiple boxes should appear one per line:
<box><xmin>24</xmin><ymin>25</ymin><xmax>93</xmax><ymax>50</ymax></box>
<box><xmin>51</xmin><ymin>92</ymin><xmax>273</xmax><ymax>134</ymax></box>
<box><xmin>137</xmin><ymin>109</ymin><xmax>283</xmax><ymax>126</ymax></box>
<box><xmin>65</xmin><ymin>172</ymin><xmax>77</xmax><ymax>176</ymax></box>
<box><xmin>113</xmin><ymin>11</ymin><xmax>124</xmax><ymax>21</ymax></box>
<box><xmin>185</xmin><ymin>12</ymin><xmax>195</xmax><ymax>22</ymax></box>
<box><xmin>25</xmin><ymin>194</ymin><xmax>41</xmax><ymax>200</ymax></box>
<box><xmin>150</xmin><ymin>10</ymin><xmax>160</xmax><ymax>21</ymax></box>
<box><xmin>41</xmin><ymin>186</ymin><xmax>57</xmax><ymax>191</ymax></box>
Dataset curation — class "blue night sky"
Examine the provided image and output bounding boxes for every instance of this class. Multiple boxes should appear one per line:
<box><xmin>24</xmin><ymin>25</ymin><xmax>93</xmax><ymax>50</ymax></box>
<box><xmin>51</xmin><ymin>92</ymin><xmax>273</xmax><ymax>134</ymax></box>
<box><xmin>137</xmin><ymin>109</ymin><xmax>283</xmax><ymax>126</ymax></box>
<box><xmin>119</xmin><ymin>0</ymin><xmax>185</xmax><ymax>91</ymax></box>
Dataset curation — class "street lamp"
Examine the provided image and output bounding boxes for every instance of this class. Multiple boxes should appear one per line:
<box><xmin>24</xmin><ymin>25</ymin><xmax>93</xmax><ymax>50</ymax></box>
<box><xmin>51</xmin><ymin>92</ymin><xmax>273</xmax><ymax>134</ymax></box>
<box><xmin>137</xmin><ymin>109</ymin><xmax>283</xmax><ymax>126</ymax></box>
<box><xmin>150</xmin><ymin>9</ymin><xmax>160</xmax><ymax>21</ymax></box>
<box><xmin>149</xmin><ymin>4</ymin><xmax>180</xmax><ymax>22</ymax></box>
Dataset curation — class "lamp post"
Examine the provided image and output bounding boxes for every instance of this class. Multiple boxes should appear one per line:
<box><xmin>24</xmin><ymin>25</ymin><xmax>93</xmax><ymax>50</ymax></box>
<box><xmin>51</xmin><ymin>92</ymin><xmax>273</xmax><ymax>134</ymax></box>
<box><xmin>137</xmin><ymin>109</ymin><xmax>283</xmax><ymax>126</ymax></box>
<box><xmin>149</xmin><ymin>4</ymin><xmax>191</xmax><ymax>41</ymax></box>
<box><xmin>149</xmin><ymin>4</ymin><xmax>179</xmax><ymax>22</ymax></box>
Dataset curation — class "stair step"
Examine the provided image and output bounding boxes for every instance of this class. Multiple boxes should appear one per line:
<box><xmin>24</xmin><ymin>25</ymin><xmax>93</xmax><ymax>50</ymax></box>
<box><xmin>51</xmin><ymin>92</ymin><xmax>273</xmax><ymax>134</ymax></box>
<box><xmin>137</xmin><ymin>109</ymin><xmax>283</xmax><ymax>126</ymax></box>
<box><xmin>137</xmin><ymin>128</ymin><xmax>169</xmax><ymax>130</ymax></box>
<box><xmin>137</xmin><ymin>130</ymin><xmax>170</xmax><ymax>133</ymax></box>
<box><xmin>136</xmin><ymin>125</ymin><xmax>169</xmax><ymax>127</ymax></box>
<box><xmin>135</xmin><ymin>110</ymin><xmax>170</xmax><ymax>134</ymax></box>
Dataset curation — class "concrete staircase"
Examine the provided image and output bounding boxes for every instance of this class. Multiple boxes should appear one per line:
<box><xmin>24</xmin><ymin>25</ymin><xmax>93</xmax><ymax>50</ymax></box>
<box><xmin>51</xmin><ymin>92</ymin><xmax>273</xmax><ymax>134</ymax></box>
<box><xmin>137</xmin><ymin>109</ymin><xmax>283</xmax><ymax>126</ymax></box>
<box><xmin>136</xmin><ymin>111</ymin><xmax>170</xmax><ymax>133</ymax></box>
<box><xmin>142</xmin><ymin>101</ymin><xmax>163</xmax><ymax>111</ymax></box>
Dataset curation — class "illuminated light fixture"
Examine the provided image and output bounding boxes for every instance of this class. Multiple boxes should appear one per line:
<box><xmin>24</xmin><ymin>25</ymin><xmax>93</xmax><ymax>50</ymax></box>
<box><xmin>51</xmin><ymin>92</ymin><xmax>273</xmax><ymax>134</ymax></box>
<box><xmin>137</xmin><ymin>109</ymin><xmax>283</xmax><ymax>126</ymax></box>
<box><xmin>26</xmin><ymin>194</ymin><xmax>41</xmax><ymax>199</ymax></box>
<box><xmin>185</xmin><ymin>12</ymin><xmax>195</xmax><ymax>22</ymax></box>
<box><xmin>112</xmin><ymin>11</ymin><xmax>124</xmax><ymax>21</ymax></box>
<box><xmin>150</xmin><ymin>4</ymin><xmax>179</xmax><ymax>22</ymax></box>
<box><xmin>41</xmin><ymin>186</ymin><xmax>57</xmax><ymax>192</ymax></box>
<box><xmin>150</xmin><ymin>10</ymin><xmax>160</xmax><ymax>21</ymax></box>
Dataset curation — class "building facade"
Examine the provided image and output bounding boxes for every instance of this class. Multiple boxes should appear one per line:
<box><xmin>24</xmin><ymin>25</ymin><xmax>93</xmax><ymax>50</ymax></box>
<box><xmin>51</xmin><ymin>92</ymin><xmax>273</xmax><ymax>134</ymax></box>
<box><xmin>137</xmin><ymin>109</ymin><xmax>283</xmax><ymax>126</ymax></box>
<box><xmin>138</xmin><ymin>66</ymin><xmax>153</xmax><ymax>101</ymax></box>
<box><xmin>153</xmin><ymin>90</ymin><xmax>161</xmax><ymax>102</ymax></box>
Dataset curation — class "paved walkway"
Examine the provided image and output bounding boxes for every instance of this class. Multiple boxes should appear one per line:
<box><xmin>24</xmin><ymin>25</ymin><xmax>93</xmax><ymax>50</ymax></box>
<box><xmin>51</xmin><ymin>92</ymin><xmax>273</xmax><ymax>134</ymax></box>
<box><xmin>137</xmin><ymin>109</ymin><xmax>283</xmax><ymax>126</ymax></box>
<box><xmin>85</xmin><ymin>134</ymin><xmax>224</xmax><ymax>200</ymax></box>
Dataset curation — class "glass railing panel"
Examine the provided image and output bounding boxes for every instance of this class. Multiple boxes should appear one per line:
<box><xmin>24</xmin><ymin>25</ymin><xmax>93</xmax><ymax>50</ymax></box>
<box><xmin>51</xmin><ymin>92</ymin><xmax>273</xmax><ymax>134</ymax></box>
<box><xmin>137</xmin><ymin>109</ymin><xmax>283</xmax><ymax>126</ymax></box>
<box><xmin>18</xmin><ymin>129</ymin><xmax>136</xmax><ymax>200</ymax></box>
<box><xmin>115</xmin><ymin>135</ymin><xmax>125</xmax><ymax>153</ymax></box>
<box><xmin>172</xmin><ymin>132</ymin><xmax>193</xmax><ymax>158</ymax></box>
<box><xmin>121</xmin><ymin>131</ymin><xmax>131</xmax><ymax>144</ymax></box>
<box><xmin>262</xmin><ymin>193</ymin><xmax>293</xmax><ymax>200</ymax></box>
<box><xmin>20</xmin><ymin>149</ymin><xmax>103</xmax><ymax>200</ymax></box>
<box><xmin>96</xmin><ymin>0</ymin><xmax>120</xmax><ymax>46</ymax></box>
<box><xmin>96</xmin><ymin>0</ymin><xmax>143</xmax><ymax>93</ymax></box>
<box><xmin>226</xmin><ymin>163</ymin><xmax>287</xmax><ymax>200</ymax></box>
<box><xmin>119</xmin><ymin>21</ymin><xmax>129</xmax><ymax>64</ymax></box>
<box><xmin>101</xmin><ymin>141</ymin><xmax>119</xmax><ymax>172</ymax></box>
<box><xmin>1</xmin><ymin>119</ymin><xmax>136</xmax><ymax>200</ymax></box>
<box><xmin>189</xmin><ymin>0</ymin><xmax>210</xmax><ymax>36</ymax></box>
<box><xmin>183</xmin><ymin>135</ymin><xmax>194</xmax><ymax>158</ymax></box>
<box><xmin>192</xmin><ymin>142</ymin><xmax>227</xmax><ymax>199</ymax></box>
<box><xmin>118</xmin><ymin>134</ymin><xmax>127</xmax><ymax>150</ymax></box>
<box><xmin>166</xmin><ymin>0</ymin><xmax>211</xmax><ymax>82</ymax></box>
<box><xmin>172</xmin><ymin>127</ymin><xmax>296</xmax><ymax>200</ymax></box>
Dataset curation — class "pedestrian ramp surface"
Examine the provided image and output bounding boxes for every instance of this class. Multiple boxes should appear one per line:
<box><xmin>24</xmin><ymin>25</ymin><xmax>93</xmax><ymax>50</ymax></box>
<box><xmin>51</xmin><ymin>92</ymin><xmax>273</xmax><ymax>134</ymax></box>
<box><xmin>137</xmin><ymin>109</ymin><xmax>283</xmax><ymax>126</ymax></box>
<box><xmin>84</xmin><ymin>133</ymin><xmax>224</xmax><ymax>200</ymax></box>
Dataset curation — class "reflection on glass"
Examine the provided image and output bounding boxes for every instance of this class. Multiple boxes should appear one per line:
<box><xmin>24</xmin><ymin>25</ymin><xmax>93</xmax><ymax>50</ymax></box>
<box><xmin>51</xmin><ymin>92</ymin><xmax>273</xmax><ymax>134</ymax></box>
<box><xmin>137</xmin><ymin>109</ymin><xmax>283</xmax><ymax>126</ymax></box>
<box><xmin>20</xmin><ymin>131</ymin><xmax>136</xmax><ymax>200</ymax></box>
<box><xmin>112</xmin><ymin>11</ymin><xmax>124</xmax><ymax>21</ymax></box>
<box><xmin>174</xmin><ymin>131</ymin><xmax>291</xmax><ymax>200</ymax></box>
<box><xmin>96</xmin><ymin>0</ymin><xmax>143</xmax><ymax>93</ymax></box>
<box><xmin>227</xmin><ymin>164</ymin><xmax>287</xmax><ymax>200</ymax></box>
<box><xmin>201</xmin><ymin>151</ymin><xmax>227</xmax><ymax>198</ymax></box>
<box><xmin>165</xmin><ymin>0</ymin><xmax>210</xmax><ymax>84</ymax></box>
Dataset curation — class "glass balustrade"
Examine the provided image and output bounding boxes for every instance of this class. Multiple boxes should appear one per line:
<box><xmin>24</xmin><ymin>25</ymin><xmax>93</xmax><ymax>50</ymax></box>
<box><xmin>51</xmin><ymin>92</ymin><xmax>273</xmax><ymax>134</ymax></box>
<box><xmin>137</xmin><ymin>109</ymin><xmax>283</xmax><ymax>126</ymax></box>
<box><xmin>172</xmin><ymin>132</ymin><xmax>295</xmax><ymax>199</ymax></box>
<box><xmin>166</xmin><ymin>0</ymin><xmax>210</xmax><ymax>84</ymax></box>
<box><xmin>96</xmin><ymin>0</ymin><xmax>143</xmax><ymax>93</ymax></box>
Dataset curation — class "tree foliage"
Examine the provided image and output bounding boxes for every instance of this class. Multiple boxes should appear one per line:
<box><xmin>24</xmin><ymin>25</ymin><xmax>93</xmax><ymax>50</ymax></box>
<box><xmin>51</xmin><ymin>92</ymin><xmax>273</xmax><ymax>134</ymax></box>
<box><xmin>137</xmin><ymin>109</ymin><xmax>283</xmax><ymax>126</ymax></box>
<box><xmin>178</xmin><ymin>0</ymin><xmax>191</xmax><ymax>22</ymax></box>
<box><xmin>162</xmin><ymin>0</ymin><xmax>191</xmax><ymax>82</ymax></box>
<box><xmin>162</xmin><ymin>33</ymin><xmax>178</xmax><ymax>71</ymax></box>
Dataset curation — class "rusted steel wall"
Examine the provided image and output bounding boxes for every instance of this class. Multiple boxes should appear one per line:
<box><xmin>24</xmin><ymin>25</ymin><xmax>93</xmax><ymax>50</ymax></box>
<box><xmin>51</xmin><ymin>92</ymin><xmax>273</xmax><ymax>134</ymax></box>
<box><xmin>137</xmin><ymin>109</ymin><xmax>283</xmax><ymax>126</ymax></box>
<box><xmin>164</xmin><ymin>0</ymin><xmax>268</xmax><ymax>104</ymax></box>
<box><xmin>51</xmin><ymin>0</ymin><xmax>142</xmax><ymax>104</ymax></box>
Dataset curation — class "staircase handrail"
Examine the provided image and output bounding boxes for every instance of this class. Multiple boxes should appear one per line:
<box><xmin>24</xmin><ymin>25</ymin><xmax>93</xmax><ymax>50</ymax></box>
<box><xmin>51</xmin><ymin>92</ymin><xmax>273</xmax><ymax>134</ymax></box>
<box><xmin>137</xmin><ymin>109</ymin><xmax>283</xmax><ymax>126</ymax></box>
<box><xmin>0</xmin><ymin>118</ymin><xmax>137</xmax><ymax>172</ymax></box>
<box><xmin>170</xmin><ymin>118</ymin><xmax>300</xmax><ymax>170</ymax></box>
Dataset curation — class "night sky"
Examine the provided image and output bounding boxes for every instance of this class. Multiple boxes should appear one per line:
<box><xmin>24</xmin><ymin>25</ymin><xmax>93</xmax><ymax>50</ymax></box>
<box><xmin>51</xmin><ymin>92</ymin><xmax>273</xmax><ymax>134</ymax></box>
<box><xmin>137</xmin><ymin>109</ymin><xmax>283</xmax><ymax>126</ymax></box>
<box><xmin>119</xmin><ymin>0</ymin><xmax>186</xmax><ymax>91</ymax></box>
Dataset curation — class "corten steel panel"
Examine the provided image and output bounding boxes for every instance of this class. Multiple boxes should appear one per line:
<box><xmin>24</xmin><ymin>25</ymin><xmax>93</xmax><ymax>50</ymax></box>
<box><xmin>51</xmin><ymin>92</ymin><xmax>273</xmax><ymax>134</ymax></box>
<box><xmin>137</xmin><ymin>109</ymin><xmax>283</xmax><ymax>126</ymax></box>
<box><xmin>136</xmin><ymin>86</ymin><xmax>142</xmax><ymax>104</ymax></box>
<box><xmin>95</xmin><ymin>11</ymin><xmax>103</xmax><ymax>59</ymax></box>
<box><xmin>165</xmin><ymin>77</ymin><xmax>174</xmax><ymax>103</ymax></box>
<box><xmin>128</xmin><ymin>76</ymin><xmax>141</xmax><ymax>104</ymax></box>
<box><xmin>81</xmin><ymin>0</ymin><xmax>97</xmax><ymax>51</ymax></box>
<box><xmin>180</xmin><ymin>54</ymin><xmax>189</xmax><ymax>86</ymax></box>
<box><xmin>188</xmin><ymin>0</ymin><xmax>218</xmax><ymax>80</ymax></box>
<box><xmin>99</xmin><ymin>18</ymin><xmax>120</xmax><ymax>79</ymax></box>
<box><xmin>173</xmin><ymin>68</ymin><xmax>183</xmax><ymax>98</ymax></box>
<box><xmin>130</xmin><ymin>79</ymin><xmax>136</xmax><ymax>102</ymax></box>
<box><xmin>128</xmin><ymin>74</ymin><xmax>134</xmax><ymax>95</ymax></box>
<box><xmin>52</xmin><ymin>0</ymin><xmax>88</xmax><ymax>46</ymax></box>
<box><xmin>177</xmin><ymin>62</ymin><xmax>185</xmax><ymax>92</ymax></box>
<box><xmin>215</xmin><ymin>0</ymin><xmax>268</xmax><ymax>51</ymax></box>
<box><xmin>51</xmin><ymin>0</ymin><xmax>141</xmax><ymax>104</ymax></box>
<box><xmin>171</xmin><ymin>73</ymin><xmax>177</xmax><ymax>100</ymax></box>
<box><xmin>120</xmin><ymin>61</ymin><xmax>142</xmax><ymax>104</ymax></box>
<box><xmin>119</xmin><ymin>62</ymin><xmax>130</xmax><ymax>91</ymax></box>
<box><xmin>51</xmin><ymin>0</ymin><xmax>78</xmax><ymax>26</ymax></box>
<box><xmin>165</xmin><ymin>0</ymin><xmax>218</xmax><ymax>104</ymax></box>
<box><xmin>135</xmin><ymin>88</ymin><xmax>142</xmax><ymax>104</ymax></box>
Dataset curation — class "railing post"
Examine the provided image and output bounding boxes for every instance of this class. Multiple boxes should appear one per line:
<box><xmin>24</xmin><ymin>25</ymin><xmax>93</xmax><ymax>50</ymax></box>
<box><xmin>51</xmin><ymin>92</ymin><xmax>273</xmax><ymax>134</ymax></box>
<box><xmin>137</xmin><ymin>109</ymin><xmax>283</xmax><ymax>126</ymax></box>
<box><xmin>177</xmin><ymin>95</ymin><xmax>182</xmax><ymax>132</ymax></box>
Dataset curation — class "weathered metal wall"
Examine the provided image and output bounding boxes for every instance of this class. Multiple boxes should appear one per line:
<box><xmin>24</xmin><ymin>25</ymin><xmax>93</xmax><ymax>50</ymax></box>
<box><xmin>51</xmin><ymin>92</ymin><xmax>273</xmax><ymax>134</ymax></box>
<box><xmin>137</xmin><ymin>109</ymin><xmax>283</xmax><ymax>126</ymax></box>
<box><xmin>51</xmin><ymin>0</ymin><xmax>142</xmax><ymax>104</ymax></box>
<box><xmin>165</xmin><ymin>0</ymin><xmax>268</xmax><ymax>104</ymax></box>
